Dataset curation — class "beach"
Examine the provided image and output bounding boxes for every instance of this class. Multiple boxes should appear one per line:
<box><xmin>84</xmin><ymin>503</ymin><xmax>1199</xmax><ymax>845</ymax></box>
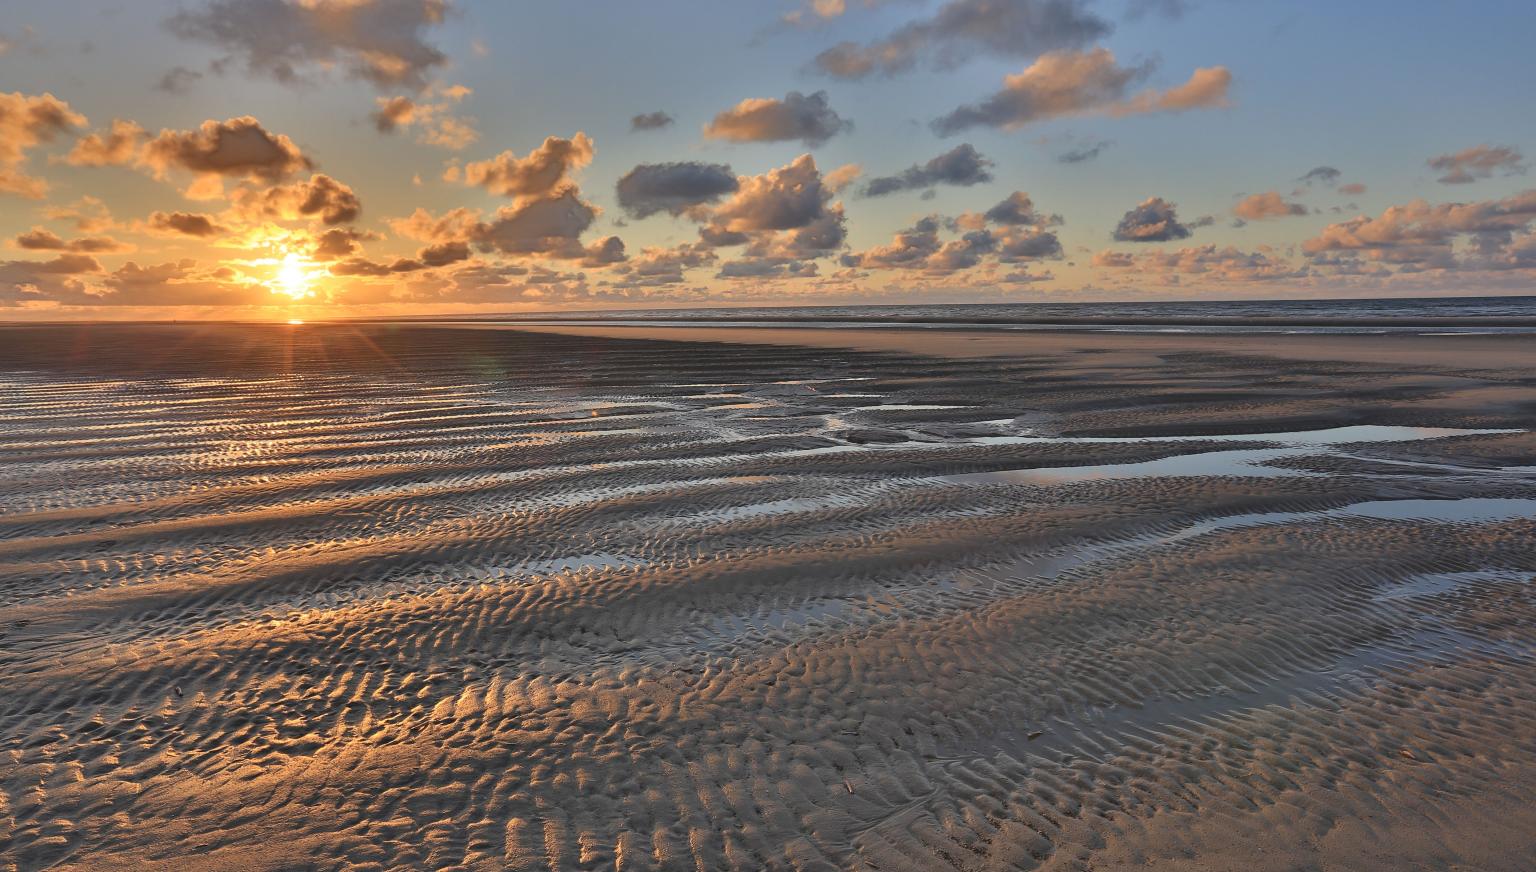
<box><xmin>3</xmin><ymin>321</ymin><xmax>1535</xmax><ymax>870</ymax></box>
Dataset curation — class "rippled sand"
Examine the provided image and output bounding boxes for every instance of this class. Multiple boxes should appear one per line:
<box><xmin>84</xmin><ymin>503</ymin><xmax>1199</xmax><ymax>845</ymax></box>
<box><xmin>2</xmin><ymin>323</ymin><xmax>1535</xmax><ymax>870</ymax></box>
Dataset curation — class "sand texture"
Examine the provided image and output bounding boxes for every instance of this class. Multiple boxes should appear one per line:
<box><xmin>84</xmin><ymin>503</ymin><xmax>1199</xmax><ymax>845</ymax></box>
<box><xmin>2</xmin><ymin>323</ymin><xmax>1535</xmax><ymax>871</ymax></box>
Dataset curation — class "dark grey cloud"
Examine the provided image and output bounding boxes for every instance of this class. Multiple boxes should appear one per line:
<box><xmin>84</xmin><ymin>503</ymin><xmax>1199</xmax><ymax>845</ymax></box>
<box><xmin>167</xmin><ymin>0</ymin><xmax>451</xmax><ymax>90</ymax></box>
<box><xmin>0</xmin><ymin>254</ymin><xmax>102</xmax><ymax>305</ymax></box>
<box><xmin>581</xmin><ymin>235</ymin><xmax>627</xmax><ymax>266</ymax></box>
<box><xmin>141</xmin><ymin>116</ymin><xmax>313</xmax><ymax>181</ymax></box>
<box><xmin>862</xmin><ymin>143</ymin><xmax>993</xmax><ymax>197</ymax></box>
<box><xmin>418</xmin><ymin>240</ymin><xmax>471</xmax><ymax>267</ymax></box>
<box><xmin>716</xmin><ymin>258</ymin><xmax>819</xmax><ymax>279</ymax></box>
<box><xmin>705</xmin><ymin>91</ymin><xmax>850</xmax><ymax>147</ymax></box>
<box><xmin>983</xmin><ymin>191</ymin><xmax>1054</xmax><ymax>226</ymax></box>
<box><xmin>994</xmin><ymin>226</ymin><xmax>1063</xmax><ymax>261</ymax></box>
<box><xmin>472</xmin><ymin>188</ymin><xmax>600</xmax><ymax>259</ymax></box>
<box><xmin>1298</xmin><ymin>166</ymin><xmax>1341</xmax><ymax>186</ymax></box>
<box><xmin>616</xmin><ymin>162</ymin><xmax>739</xmax><ymax>219</ymax></box>
<box><xmin>813</xmin><ymin>0</ymin><xmax>1110</xmax><ymax>79</ymax></box>
<box><xmin>1058</xmin><ymin>140</ymin><xmax>1111</xmax><ymax>163</ymax></box>
<box><xmin>146</xmin><ymin>211</ymin><xmax>225</xmax><ymax>237</ymax></box>
<box><xmin>14</xmin><ymin>227</ymin><xmax>129</xmax><ymax>253</ymax></box>
<box><xmin>1113</xmin><ymin>196</ymin><xmax>1192</xmax><ymax>242</ymax></box>
<box><xmin>845</xmin><ymin>213</ymin><xmax>1061</xmax><ymax>274</ymax></box>
<box><xmin>311</xmin><ymin>227</ymin><xmax>366</xmax><ymax>260</ymax></box>
<box><xmin>330</xmin><ymin>256</ymin><xmax>424</xmax><ymax>277</ymax></box>
<box><xmin>630</xmin><ymin>111</ymin><xmax>675</xmax><ymax>132</ymax></box>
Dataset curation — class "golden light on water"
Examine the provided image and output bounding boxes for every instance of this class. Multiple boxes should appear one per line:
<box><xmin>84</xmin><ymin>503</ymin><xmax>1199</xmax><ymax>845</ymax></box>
<box><xmin>287</xmin><ymin>319</ymin><xmax>305</xmax><ymax>325</ymax></box>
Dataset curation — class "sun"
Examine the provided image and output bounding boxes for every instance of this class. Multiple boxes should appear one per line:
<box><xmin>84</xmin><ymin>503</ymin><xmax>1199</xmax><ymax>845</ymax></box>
<box><xmin>273</xmin><ymin>252</ymin><xmax>316</xmax><ymax>301</ymax></box>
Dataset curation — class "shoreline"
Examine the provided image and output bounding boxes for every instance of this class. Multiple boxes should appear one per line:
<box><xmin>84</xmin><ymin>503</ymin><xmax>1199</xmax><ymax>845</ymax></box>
<box><xmin>458</xmin><ymin>321</ymin><xmax>1536</xmax><ymax>370</ymax></box>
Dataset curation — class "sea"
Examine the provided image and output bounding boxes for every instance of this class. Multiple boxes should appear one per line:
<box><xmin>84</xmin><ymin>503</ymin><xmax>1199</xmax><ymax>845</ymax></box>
<box><xmin>411</xmin><ymin>295</ymin><xmax>1536</xmax><ymax>335</ymax></box>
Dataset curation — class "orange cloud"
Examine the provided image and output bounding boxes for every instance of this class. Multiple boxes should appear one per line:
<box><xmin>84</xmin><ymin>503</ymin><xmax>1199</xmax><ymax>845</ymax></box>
<box><xmin>932</xmin><ymin>49</ymin><xmax>1230</xmax><ymax>134</ymax></box>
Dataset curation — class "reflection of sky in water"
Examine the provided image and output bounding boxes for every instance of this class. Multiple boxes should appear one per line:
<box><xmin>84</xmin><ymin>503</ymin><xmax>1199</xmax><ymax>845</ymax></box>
<box><xmin>950</xmin><ymin>425</ymin><xmax>1527</xmax><ymax>486</ymax></box>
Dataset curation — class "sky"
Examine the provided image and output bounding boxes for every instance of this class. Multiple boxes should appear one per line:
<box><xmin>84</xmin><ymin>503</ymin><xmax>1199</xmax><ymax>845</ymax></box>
<box><xmin>2</xmin><ymin>0</ymin><xmax>1535</xmax><ymax>320</ymax></box>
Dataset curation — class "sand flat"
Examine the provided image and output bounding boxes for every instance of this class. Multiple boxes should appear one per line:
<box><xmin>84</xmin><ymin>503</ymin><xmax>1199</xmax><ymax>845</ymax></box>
<box><xmin>1</xmin><ymin>323</ymin><xmax>1534</xmax><ymax>870</ymax></box>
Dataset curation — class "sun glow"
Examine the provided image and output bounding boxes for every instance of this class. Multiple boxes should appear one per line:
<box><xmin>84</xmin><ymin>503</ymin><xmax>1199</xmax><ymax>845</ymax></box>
<box><xmin>273</xmin><ymin>252</ymin><xmax>316</xmax><ymax>301</ymax></box>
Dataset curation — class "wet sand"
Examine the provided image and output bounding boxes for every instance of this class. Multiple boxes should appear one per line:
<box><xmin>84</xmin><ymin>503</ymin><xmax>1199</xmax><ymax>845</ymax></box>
<box><xmin>1</xmin><ymin>322</ymin><xmax>1534</xmax><ymax>870</ymax></box>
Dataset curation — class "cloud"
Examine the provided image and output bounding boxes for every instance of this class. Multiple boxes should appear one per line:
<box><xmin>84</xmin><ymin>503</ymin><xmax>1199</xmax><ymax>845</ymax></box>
<box><xmin>616</xmin><ymin>162</ymin><xmax>740</xmax><ymax>219</ymax></box>
<box><xmin>308</xmin><ymin>227</ymin><xmax>368</xmax><ymax>260</ymax></box>
<box><xmin>1338</xmin><ymin>182</ymin><xmax>1367</xmax><ymax>196</ymax></box>
<box><xmin>457</xmin><ymin>133</ymin><xmax>594</xmax><ymax>203</ymax></box>
<box><xmin>1058</xmin><ymin>140</ymin><xmax>1111</xmax><ymax>163</ymax></box>
<box><xmin>1</xmin><ymin>254</ymin><xmax>103</xmax><ymax>305</ymax></box>
<box><xmin>388</xmin><ymin>206</ymin><xmax>483</xmax><ymax>242</ymax></box>
<box><xmin>844</xmin><ymin>217</ymin><xmax>984</xmax><ymax>272</ymax></box>
<box><xmin>141</xmin><ymin>211</ymin><xmax>224</xmax><ymax>239</ymax></box>
<box><xmin>691</xmin><ymin>155</ymin><xmax>850</xmax><ymax>265</ymax></box>
<box><xmin>1428</xmin><ymin>144</ymin><xmax>1526</xmax><ymax>185</ymax></box>
<box><xmin>472</xmin><ymin>188</ymin><xmax>601</xmax><ymax>259</ymax></box>
<box><xmin>1094</xmin><ymin>244</ymin><xmax>1308</xmax><ymax>283</ymax></box>
<box><xmin>813</xmin><ymin>0</ymin><xmax>1110</xmax><ymax>79</ymax></box>
<box><xmin>3</xmin><ymin>257</ymin><xmax>275</xmax><ymax>308</ymax></box>
<box><xmin>330</xmin><ymin>256</ymin><xmax>426</xmax><ymax>276</ymax></box>
<box><xmin>993</xmin><ymin>225</ymin><xmax>1063</xmax><ymax>261</ymax></box>
<box><xmin>1298</xmin><ymin>166</ymin><xmax>1341</xmax><ymax>187</ymax></box>
<box><xmin>716</xmin><ymin>257</ymin><xmax>820</xmax><ymax>280</ymax></box>
<box><xmin>824</xmin><ymin>163</ymin><xmax>863</xmax><ymax>194</ymax></box>
<box><xmin>141</xmin><ymin>116</ymin><xmax>313</xmax><ymax>183</ymax></box>
<box><xmin>418</xmin><ymin>240</ymin><xmax>471</xmax><ymax>267</ymax></box>
<box><xmin>1302</xmin><ymin>189</ymin><xmax>1536</xmax><ymax>271</ymax></box>
<box><xmin>92</xmin><ymin>259</ymin><xmax>276</xmax><ymax>306</ymax></box>
<box><xmin>370</xmin><ymin>86</ymin><xmax>478</xmax><ymax>149</ymax></box>
<box><xmin>581</xmin><ymin>235</ymin><xmax>627</xmax><ymax>267</ymax></box>
<box><xmin>630</xmin><ymin>111</ymin><xmax>675</xmax><ymax>132</ymax></box>
<box><xmin>167</xmin><ymin>0</ymin><xmax>451</xmax><ymax>90</ymax></box>
<box><xmin>0</xmin><ymin>91</ymin><xmax>87</xmax><ymax>199</ymax></box>
<box><xmin>844</xmin><ymin>202</ymin><xmax>1062</xmax><ymax>274</ymax></box>
<box><xmin>1113</xmin><ymin>196</ymin><xmax>1193</xmax><ymax>242</ymax></box>
<box><xmin>156</xmin><ymin>66</ymin><xmax>204</xmax><ymax>94</ymax></box>
<box><xmin>706</xmin><ymin>154</ymin><xmax>835</xmax><ymax>235</ymax></box>
<box><xmin>608</xmin><ymin>242</ymin><xmax>717</xmax><ymax>287</ymax></box>
<box><xmin>705</xmin><ymin>91</ymin><xmax>850</xmax><ymax>147</ymax></box>
<box><xmin>983</xmin><ymin>191</ymin><xmax>1058</xmax><ymax>226</ymax></box>
<box><xmin>230</xmin><ymin>173</ymin><xmax>362</xmax><ymax>224</ymax></box>
<box><xmin>0</xmin><ymin>27</ymin><xmax>41</xmax><ymax>60</ymax></box>
<box><xmin>372</xmin><ymin>96</ymin><xmax>417</xmax><ymax>132</ymax></box>
<box><xmin>1233</xmin><ymin>191</ymin><xmax>1308</xmax><ymax>221</ymax></box>
<box><xmin>932</xmin><ymin>49</ymin><xmax>1230</xmax><ymax>135</ymax></box>
<box><xmin>64</xmin><ymin>119</ymin><xmax>146</xmax><ymax>167</ymax></box>
<box><xmin>863</xmin><ymin>143</ymin><xmax>993</xmax><ymax>197</ymax></box>
<box><xmin>13</xmin><ymin>227</ymin><xmax>132</xmax><ymax>253</ymax></box>
<box><xmin>44</xmin><ymin>197</ymin><xmax>117</xmax><ymax>233</ymax></box>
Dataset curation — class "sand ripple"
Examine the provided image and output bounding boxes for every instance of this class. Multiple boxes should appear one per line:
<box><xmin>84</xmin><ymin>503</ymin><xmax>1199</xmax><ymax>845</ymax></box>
<box><xmin>1</xmin><ymin>324</ymin><xmax>1534</xmax><ymax>870</ymax></box>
